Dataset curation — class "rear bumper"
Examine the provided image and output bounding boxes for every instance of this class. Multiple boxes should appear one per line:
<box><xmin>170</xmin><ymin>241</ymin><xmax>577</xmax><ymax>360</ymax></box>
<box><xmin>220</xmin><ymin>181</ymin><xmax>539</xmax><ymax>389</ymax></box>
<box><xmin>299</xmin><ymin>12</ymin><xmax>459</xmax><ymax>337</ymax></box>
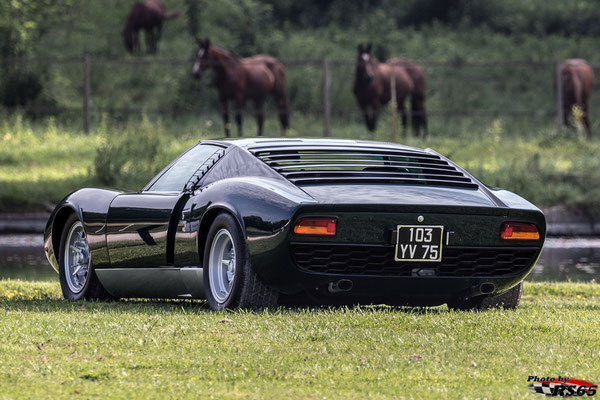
<box><xmin>280</xmin><ymin>274</ymin><xmax>529</xmax><ymax>307</ymax></box>
<box><xmin>250</xmin><ymin>240</ymin><xmax>541</xmax><ymax>304</ymax></box>
<box><xmin>247</xmin><ymin>205</ymin><xmax>545</xmax><ymax>305</ymax></box>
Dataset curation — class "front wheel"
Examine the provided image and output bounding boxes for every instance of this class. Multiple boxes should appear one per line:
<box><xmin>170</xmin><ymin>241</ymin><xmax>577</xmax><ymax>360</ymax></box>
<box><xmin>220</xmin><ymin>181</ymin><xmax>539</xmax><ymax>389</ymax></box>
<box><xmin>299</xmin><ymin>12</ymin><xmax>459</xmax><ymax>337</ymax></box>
<box><xmin>58</xmin><ymin>213</ymin><xmax>112</xmax><ymax>301</ymax></box>
<box><xmin>449</xmin><ymin>282</ymin><xmax>523</xmax><ymax>311</ymax></box>
<box><xmin>203</xmin><ymin>213</ymin><xmax>278</xmax><ymax>310</ymax></box>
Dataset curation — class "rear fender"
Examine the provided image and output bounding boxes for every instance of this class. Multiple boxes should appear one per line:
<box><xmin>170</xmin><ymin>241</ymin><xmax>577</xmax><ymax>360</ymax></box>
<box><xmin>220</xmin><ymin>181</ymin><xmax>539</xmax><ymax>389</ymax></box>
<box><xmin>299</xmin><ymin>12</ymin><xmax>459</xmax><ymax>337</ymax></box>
<box><xmin>187</xmin><ymin>179</ymin><xmax>303</xmax><ymax>279</ymax></box>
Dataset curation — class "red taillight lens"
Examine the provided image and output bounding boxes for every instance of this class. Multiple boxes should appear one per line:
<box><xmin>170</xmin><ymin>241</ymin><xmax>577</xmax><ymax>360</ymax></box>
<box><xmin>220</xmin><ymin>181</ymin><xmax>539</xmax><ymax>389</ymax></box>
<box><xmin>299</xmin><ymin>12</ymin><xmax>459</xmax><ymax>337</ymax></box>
<box><xmin>500</xmin><ymin>222</ymin><xmax>540</xmax><ymax>240</ymax></box>
<box><xmin>294</xmin><ymin>217</ymin><xmax>337</xmax><ymax>236</ymax></box>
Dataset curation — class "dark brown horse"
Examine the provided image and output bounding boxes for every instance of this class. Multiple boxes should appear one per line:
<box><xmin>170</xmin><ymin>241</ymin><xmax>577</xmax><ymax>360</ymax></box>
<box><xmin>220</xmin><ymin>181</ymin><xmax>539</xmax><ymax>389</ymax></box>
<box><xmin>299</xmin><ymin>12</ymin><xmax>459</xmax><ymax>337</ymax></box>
<box><xmin>560</xmin><ymin>59</ymin><xmax>594</xmax><ymax>138</ymax></box>
<box><xmin>123</xmin><ymin>0</ymin><xmax>184</xmax><ymax>54</ymax></box>
<box><xmin>390</xmin><ymin>57</ymin><xmax>428</xmax><ymax>137</ymax></box>
<box><xmin>192</xmin><ymin>38</ymin><xmax>289</xmax><ymax>137</ymax></box>
<box><xmin>353</xmin><ymin>43</ymin><xmax>428</xmax><ymax>138</ymax></box>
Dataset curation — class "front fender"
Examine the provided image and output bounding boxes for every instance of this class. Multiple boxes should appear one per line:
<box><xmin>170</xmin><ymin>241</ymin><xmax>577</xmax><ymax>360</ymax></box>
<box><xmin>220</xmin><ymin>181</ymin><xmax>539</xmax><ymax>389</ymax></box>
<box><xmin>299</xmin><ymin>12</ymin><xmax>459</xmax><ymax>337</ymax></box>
<box><xmin>44</xmin><ymin>188</ymin><xmax>126</xmax><ymax>272</ymax></box>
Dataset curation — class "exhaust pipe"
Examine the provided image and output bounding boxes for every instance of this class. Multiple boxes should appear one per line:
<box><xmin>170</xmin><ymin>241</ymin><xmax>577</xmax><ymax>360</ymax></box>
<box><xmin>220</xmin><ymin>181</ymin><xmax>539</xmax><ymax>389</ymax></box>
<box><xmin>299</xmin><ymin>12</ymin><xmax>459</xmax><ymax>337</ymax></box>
<box><xmin>470</xmin><ymin>282</ymin><xmax>496</xmax><ymax>297</ymax></box>
<box><xmin>328</xmin><ymin>279</ymin><xmax>353</xmax><ymax>293</ymax></box>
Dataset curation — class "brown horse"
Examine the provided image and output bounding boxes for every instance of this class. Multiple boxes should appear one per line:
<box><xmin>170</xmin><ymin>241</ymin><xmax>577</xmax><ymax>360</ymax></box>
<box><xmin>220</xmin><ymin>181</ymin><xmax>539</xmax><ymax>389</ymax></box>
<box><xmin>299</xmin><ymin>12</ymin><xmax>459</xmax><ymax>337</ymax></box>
<box><xmin>390</xmin><ymin>57</ymin><xmax>428</xmax><ymax>137</ymax></box>
<box><xmin>192</xmin><ymin>38</ymin><xmax>289</xmax><ymax>137</ymax></box>
<box><xmin>353</xmin><ymin>43</ymin><xmax>421</xmax><ymax>136</ymax></box>
<box><xmin>123</xmin><ymin>0</ymin><xmax>184</xmax><ymax>54</ymax></box>
<box><xmin>560</xmin><ymin>59</ymin><xmax>594</xmax><ymax>138</ymax></box>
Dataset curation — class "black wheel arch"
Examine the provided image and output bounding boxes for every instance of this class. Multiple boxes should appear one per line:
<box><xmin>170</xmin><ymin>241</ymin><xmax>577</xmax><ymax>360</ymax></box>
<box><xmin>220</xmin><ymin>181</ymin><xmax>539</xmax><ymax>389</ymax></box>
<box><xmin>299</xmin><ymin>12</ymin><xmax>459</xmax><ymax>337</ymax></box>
<box><xmin>197</xmin><ymin>204</ymin><xmax>246</xmax><ymax>265</ymax></box>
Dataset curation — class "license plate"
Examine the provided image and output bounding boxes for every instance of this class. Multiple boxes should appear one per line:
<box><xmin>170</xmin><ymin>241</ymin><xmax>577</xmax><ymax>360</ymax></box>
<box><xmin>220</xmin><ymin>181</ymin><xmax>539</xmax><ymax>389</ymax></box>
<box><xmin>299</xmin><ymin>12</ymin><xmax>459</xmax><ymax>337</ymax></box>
<box><xmin>395</xmin><ymin>225</ymin><xmax>444</xmax><ymax>262</ymax></box>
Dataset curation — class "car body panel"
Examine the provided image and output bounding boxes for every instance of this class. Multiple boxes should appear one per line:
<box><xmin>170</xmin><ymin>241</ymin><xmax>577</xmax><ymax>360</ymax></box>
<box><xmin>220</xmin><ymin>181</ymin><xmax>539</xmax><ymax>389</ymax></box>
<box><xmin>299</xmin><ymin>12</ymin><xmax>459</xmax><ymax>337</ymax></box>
<box><xmin>106</xmin><ymin>192</ymin><xmax>187</xmax><ymax>268</ymax></box>
<box><xmin>44</xmin><ymin>138</ymin><xmax>547</xmax><ymax>305</ymax></box>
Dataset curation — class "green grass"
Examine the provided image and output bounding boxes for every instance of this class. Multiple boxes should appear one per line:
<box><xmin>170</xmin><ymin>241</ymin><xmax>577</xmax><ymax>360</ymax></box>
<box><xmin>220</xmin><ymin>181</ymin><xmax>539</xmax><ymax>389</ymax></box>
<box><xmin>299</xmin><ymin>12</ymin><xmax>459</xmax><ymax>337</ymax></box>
<box><xmin>0</xmin><ymin>280</ymin><xmax>598</xmax><ymax>399</ymax></box>
<box><xmin>2</xmin><ymin>113</ymin><xmax>600</xmax><ymax>213</ymax></box>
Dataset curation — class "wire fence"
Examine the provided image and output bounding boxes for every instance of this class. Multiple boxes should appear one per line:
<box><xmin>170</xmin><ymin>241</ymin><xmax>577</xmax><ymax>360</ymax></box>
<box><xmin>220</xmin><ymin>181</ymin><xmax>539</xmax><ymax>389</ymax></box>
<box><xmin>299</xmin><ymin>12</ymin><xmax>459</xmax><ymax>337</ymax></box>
<box><xmin>2</xmin><ymin>56</ymin><xmax>598</xmax><ymax>136</ymax></box>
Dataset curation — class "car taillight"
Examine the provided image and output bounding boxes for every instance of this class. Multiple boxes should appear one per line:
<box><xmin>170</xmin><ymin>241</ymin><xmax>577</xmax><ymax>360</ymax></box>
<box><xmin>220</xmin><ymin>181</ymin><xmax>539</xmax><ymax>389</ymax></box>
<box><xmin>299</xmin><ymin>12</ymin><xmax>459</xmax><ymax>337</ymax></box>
<box><xmin>294</xmin><ymin>217</ymin><xmax>337</xmax><ymax>236</ymax></box>
<box><xmin>500</xmin><ymin>222</ymin><xmax>540</xmax><ymax>240</ymax></box>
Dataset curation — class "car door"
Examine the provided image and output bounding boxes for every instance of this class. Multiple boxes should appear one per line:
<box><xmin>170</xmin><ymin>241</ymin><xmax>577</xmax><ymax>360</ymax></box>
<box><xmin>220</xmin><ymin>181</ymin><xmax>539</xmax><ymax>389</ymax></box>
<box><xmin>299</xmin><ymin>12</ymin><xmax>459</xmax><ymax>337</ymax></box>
<box><xmin>106</xmin><ymin>143</ymin><xmax>226</xmax><ymax>268</ymax></box>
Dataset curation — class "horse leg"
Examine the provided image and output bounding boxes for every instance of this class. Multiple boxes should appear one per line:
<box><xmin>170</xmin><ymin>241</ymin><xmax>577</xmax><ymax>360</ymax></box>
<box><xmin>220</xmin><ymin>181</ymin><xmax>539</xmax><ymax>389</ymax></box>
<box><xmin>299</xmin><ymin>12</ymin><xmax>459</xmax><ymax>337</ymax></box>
<box><xmin>144</xmin><ymin>29</ymin><xmax>153</xmax><ymax>54</ymax></box>
<box><xmin>563</xmin><ymin>102</ymin><xmax>573</xmax><ymax>128</ymax></box>
<box><xmin>133</xmin><ymin>31</ymin><xmax>140</xmax><ymax>54</ymax></box>
<box><xmin>254</xmin><ymin>98</ymin><xmax>265</xmax><ymax>136</ymax></box>
<box><xmin>275</xmin><ymin>93</ymin><xmax>289</xmax><ymax>133</ymax></box>
<box><xmin>221</xmin><ymin>98</ymin><xmax>230</xmax><ymax>137</ymax></box>
<box><xmin>371</xmin><ymin>101</ymin><xmax>381</xmax><ymax>132</ymax></box>
<box><xmin>154</xmin><ymin>24</ymin><xmax>162</xmax><ymax>53</ymax></box>
<box><xmin>583</xmin><ymin>102</ymin><xmax>592</xmax><ymax>139</ymax></box>
<box><xmin>235</xmin><ymin>97</ymin><xmax>244</xmax><ymax>137</ymax></box>
<box><xmin>363</xmin><ymin>110</ymin><xmax>373</xmax><ymax>132</ymax></box>
<box><xmin>398</xmin><ymin>100</ymin><xmax>408</xmax><ymax>136</ymax></box>
<box><xmin>411</xmin><ymin>95</ymin><xmax>428</xmax><ymax>139</ymax></box>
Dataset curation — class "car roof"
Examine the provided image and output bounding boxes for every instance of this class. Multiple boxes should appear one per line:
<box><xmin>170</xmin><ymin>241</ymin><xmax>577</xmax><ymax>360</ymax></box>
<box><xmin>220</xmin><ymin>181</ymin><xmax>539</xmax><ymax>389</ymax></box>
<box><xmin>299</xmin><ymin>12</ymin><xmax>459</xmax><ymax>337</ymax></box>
<box><xmin>208</xmin><ymin>137</ymin><xmax>430</xmax><ymax>153</ymax></box>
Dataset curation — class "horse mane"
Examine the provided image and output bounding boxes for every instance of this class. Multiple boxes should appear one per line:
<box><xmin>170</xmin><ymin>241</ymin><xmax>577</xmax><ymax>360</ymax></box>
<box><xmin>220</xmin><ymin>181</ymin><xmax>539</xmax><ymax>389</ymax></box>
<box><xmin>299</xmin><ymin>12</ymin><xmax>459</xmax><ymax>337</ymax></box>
<box><xmin>211</xmin><ymin>45</ymin><xmax>242</xmax><ymax>63</ymax></box>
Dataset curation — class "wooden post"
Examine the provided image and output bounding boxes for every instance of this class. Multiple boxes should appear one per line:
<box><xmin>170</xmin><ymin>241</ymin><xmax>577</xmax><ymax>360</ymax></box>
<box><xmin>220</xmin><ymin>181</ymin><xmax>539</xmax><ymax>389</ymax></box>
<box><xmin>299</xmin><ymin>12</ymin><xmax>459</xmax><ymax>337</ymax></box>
<box><xmin>323</xmin><ymin>59</ymin><xmax>331</xmax><ymax>137</ymax></box>
<box><xmin>556</xmin><ymin>59</ymin><xmax>564</xmax><ymax>129</ymax></box>
<box><xmin>390</xmin><ymin>67</ymin><xmax>398</xmax><ymax>142</ymax></box>
<box><xmin>83</xmin><ymin>55</ymin><xmax>91</xmax><ymax>135</ymax></box>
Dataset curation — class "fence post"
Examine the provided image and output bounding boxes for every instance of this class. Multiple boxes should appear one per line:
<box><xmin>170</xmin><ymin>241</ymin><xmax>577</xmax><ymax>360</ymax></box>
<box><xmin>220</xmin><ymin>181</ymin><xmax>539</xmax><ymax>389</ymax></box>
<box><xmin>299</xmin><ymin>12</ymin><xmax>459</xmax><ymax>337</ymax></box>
<box><xmin>556</xmin><ymin>59</ymin><xmax>564</xmax><ymax>129</ymax></box>
<box><xmin>390</xmin><ymin>68</ymin><xmax>398</xmax><ymax>142</ymax></box>
<box><xmin>83</xmin><ymin>55</ymin><xmax>91</xmax><ymax>135</ymax></box>
<box><xmin>322</xmin><ymin>58</ymin><xmax>331</xmax><ymax>137</ymax></box>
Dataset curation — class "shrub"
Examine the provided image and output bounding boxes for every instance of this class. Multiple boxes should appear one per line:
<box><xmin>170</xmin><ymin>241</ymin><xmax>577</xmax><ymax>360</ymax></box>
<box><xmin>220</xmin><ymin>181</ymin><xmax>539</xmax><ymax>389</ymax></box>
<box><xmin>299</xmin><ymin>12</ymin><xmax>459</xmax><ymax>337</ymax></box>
<box><xmin>94</xmin><ymin>117</ymin><xmax>162</xmax><ymax>187</ymax></box>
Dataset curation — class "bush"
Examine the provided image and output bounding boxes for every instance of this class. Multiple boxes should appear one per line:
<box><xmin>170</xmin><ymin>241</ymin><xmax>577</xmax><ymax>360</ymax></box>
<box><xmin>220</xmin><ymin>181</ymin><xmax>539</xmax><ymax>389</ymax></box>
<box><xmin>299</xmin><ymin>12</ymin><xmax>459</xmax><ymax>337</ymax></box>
<box><xmin>0</xmin><ymin>71</ymin><xmax>42</xmax><ymax>108</ymax></box>
<box><xmin>94</xmin><ymin>117</ymin><xmax>162</xmax><ymax>187</ymax></box>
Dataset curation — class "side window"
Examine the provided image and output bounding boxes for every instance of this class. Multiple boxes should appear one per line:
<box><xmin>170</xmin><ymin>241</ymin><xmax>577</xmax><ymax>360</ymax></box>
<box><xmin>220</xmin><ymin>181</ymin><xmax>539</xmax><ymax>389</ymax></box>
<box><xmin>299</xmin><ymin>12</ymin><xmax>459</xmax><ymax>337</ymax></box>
<box><xmin>146</xmin><ymin>144</ymin><xmax>222</xmax><ymax>192</ymax></box>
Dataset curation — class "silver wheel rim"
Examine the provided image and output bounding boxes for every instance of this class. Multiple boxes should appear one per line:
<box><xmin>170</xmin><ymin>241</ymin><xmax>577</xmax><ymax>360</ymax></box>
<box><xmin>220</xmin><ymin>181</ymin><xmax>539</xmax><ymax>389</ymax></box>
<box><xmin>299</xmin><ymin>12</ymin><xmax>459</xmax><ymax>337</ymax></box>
<box><xmin>208</xmin><ymin>228</ymin><xmax>236</xmax><ymax>304</ymax></box>
<box><xmin>64</xmin><ymin>221</ymin><xmax>90</xmax><ymax>294</ymax></box>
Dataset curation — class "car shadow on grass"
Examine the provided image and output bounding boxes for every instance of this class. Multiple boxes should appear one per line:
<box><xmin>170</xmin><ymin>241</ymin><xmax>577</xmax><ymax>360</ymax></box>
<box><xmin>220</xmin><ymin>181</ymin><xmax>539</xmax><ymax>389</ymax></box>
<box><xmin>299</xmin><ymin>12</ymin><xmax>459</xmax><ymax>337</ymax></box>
<box><xmin>3</xmin><ymin>297</ymin><xmax>599</xmax><ymax>316</ymax></box>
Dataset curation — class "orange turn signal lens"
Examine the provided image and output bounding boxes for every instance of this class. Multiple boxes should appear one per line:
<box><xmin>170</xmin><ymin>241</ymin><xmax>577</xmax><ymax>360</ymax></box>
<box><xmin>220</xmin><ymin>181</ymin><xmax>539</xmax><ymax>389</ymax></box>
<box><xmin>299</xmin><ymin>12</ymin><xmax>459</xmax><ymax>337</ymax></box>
<box><xmin>500</xmin><ymin>222</ymin><xmax>540</xmax><ymax>240</ymax></box>
<box><xmin>294</xmin><ymin>217</ymin><xmax>337</xmax><ymax>236</ymax></box>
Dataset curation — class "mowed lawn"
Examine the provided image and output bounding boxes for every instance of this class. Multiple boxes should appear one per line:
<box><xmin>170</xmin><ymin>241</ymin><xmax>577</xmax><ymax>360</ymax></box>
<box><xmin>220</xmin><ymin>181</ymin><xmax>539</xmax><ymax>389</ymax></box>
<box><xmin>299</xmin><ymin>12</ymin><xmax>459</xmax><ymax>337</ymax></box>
<box><xmin>0</xmin><ymin>280</ymin><xmax>598</xmax><ymax>399</ymax></box>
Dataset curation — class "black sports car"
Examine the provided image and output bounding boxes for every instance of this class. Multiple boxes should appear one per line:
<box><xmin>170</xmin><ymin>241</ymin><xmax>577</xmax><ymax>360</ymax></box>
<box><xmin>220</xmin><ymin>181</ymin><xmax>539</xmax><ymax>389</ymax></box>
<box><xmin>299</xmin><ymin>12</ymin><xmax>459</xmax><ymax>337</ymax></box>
<box><xmin>44</xmin><ymin>138</ymin><xmax>546</xmax><ymax>310</ymax></box>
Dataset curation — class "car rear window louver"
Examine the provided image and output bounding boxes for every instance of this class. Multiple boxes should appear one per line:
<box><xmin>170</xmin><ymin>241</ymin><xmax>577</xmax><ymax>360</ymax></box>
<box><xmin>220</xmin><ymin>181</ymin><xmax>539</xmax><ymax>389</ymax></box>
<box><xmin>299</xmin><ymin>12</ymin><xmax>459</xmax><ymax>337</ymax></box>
<box><xmin>249</xmin><ymin>145</ymin><xmax>479</xmax><ymax>189</ymax></box>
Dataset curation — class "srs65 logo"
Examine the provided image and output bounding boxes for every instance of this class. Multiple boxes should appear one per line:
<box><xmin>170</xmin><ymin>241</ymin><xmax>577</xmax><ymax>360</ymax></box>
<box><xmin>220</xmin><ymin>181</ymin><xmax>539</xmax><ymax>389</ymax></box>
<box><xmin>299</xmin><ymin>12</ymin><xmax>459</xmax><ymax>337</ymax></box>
<box><xmin>528</xmin><ymin>376</ymin><xmax>598</xmax><ymax>397</ymax></box>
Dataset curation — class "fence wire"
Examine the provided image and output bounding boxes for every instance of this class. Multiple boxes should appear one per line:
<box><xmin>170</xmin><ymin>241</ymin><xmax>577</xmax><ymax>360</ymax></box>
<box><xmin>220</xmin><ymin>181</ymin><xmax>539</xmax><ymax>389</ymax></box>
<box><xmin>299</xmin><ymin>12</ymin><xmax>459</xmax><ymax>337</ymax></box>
<box><xmin>1</xmin><ymin>56</ymin><xmax>598</xmax><ymax>135</ymax></box>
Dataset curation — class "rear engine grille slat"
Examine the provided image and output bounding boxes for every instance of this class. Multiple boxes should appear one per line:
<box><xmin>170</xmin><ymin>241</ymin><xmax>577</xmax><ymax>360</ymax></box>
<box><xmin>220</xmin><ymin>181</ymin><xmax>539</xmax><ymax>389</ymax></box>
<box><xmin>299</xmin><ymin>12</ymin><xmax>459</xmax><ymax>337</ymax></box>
<box><xmin>287</xmin><ymin>176</ymin><xmax>479</xmax><ymax>189</ymax></box>
<box><xmin>251</xmin><ymin>146</ymin><xmax>442</xmax><ymax>159</ymax></box>
<box><xmin>274</xmin><ymin>163</ymin><xmax>465</xmax><ymax>175</ymax></box>
<box><xmin>249</xmin><ymin>145</ymin><xmax>478</xmax><ymax>189</ymax></box>
<box><xmin>262</xmin><ymin>157</ymin><xmax>454</xmax><ymax>168</ymax></box>
<box><xmin>280</xmin><ymin>171</ymin><xmax>472</xmax><ymax>182</ymax></box>
<box><xmin>290</xmin><ymin>243</ymin><xmax>539</xmax><ymax>277</ymax></box>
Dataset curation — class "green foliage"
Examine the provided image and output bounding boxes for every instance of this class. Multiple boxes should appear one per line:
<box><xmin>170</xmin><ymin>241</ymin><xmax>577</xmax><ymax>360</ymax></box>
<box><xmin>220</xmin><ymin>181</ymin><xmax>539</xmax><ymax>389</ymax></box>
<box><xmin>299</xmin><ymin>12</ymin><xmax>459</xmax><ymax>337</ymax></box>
<box><xmin>0</xmin><ymin>279</ymin><xmax>598</xmax><ymax>399</ymax></box>
<box><xmin>0</xmin><ymin>0</ymin><xmax>71</xmax><ymax>57</ymax></box>
<box><xmin>0</xmin><ymin>70</ymin><xmax>41</xmax><ymax>108</ymax></box>
<box><xmin>94</xmin><ymin>116</ymin><xmax>163</xmax><ymax>186</ymax></box>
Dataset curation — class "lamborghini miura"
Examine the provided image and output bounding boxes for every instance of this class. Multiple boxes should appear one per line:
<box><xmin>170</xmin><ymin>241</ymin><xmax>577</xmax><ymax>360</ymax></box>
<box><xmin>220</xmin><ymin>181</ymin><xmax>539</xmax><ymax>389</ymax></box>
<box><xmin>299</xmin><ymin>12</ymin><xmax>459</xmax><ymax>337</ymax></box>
<box><xmin>44</xmin><ymin>138</ymin><xmax>546</xmax><ymax>310</ymax></box>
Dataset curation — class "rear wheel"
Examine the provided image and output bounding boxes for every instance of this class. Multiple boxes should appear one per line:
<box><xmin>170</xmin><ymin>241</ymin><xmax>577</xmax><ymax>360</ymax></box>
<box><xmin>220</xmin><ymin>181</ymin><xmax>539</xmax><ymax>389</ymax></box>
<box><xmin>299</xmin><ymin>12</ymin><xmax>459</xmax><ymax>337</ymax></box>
<box><xmin>203</xmin><ymin>213</ymin><xmax>278</xmax><ymax>310</ymax></box>
<box><xmin>59</xmin><ymin>213</ymin><xmax>112</xmax><ymax>301</ymax></box>
<box><xmin>449</xmin><ymin>282</ymin><xmax>523</xmax><ymax>311</ymax></box>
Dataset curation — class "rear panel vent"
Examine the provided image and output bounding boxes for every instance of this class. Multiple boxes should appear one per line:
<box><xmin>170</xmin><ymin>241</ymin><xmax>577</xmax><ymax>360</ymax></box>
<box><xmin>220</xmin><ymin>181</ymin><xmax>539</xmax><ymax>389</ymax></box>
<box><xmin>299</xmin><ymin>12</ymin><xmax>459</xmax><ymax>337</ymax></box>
<box><xmin>249</xmin><ymin>145</ymin><xmax>478</xmax><ymax>189</ymax></box>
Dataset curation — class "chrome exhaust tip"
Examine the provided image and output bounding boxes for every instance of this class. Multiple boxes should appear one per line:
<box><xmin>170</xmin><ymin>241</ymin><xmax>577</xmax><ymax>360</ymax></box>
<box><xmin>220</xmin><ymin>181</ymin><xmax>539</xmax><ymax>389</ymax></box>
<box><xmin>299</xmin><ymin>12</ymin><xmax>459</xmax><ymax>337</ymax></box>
<box><xmin>480</xmin><ymin>283</ymin><xmax>495</xmax><ymax>295</ymax></box>
<box><xmin>328</xmin><ymin>279</ymin><xmax>353</xmax><ymax>293</ymax></box>
<box><xmin>469</xmin><ymin>282</ymin><xmax>496</xmax><ymax>297</ymax></box>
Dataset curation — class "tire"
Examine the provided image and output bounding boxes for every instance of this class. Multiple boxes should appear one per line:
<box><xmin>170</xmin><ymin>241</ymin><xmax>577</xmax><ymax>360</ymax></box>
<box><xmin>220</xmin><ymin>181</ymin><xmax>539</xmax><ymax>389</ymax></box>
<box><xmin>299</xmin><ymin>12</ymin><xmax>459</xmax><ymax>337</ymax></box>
<box><xmin>203</xmin><ymin>213</ymin><xmax>278</xmax><ymax>310</ymax></box>
<box><xmin>448</xmin><ymin>282</ymin><xmax>523</xmax><ymax>311</ymax></box>
<box><xmin>58</xmin><ymin>213</ymin><xmax>113</xmax><ymax>301</ymax></box>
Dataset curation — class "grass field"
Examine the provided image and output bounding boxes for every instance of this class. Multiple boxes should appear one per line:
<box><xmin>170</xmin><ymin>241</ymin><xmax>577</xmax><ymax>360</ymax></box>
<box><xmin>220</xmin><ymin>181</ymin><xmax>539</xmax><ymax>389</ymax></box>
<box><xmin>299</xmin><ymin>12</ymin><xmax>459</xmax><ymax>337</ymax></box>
<box><xmin>0</xmin><ymin>280</ymin><xmax>598</xmax><ymax>399</ymax></box>
<box><xmin>2</xmin><ymin>113</ymin><xmax>600</xmax><ymax>213</ymax></box>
